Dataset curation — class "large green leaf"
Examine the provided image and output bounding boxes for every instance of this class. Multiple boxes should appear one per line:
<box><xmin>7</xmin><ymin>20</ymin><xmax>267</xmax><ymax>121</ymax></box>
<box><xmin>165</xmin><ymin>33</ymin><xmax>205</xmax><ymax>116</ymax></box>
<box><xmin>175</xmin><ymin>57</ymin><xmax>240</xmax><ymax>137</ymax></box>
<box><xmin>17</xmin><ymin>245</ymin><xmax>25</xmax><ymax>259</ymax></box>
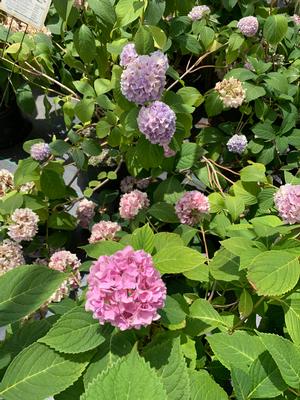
<box><xmin>82</xmin><ymin>241</ymin><xmax>125</xmax><ymax>259</ymax></box>
<box><xmin>153</xmin><ymin>246</ymin><xmax>206</xmax><ymax>274</ymax></box>
<box><xmin>81</xmin><ymin>350</ymin><xmax>167</xmax><ymax>400</ymax></box>
<box><xmin>259</xmin><ymin>332</ymin><xmax>300</xmax><ymax>389</ymax></box>
<box><xmin>148</xmin><ymin>202</ymin><xmax>180</xmax><ymax>223</ymax></box>
<box><xmin>247</xmin><ymin>251</ymin><xmax>300</xmax><ymax>296</ymax></box>
<box><xmin>40</xmin><ymin>169</ymin><xmax>67</xmax><ymax>200</ymax></box>
<box><xmin>280</xmin><ymin>292</ymin><xmax>300</xmax><ymax>345</ymax></box>
<box><xmin>189</xmin><ymin>298</ymin><xmax>228</xmax><ymax>329</ymax></box>
<box><xmin>88</xmin><ymin>0</ymin><xmax>116</xmax><ymax>26</ymax></box>
<box><xmin>0</xmin><ymin>266</ymin><xmax>67</xmax><ymax>327</ymax></box>
<box><xmin>0</xmin><ymin>343</ymin><xmax>89</xmax><ymax>400</ymax></box>
<box><xmin>115</xmin><ymin>0</ymin><xmax>144</xmax><ymax>27</ymax></box>
<box><xmin>231</xmin><ymin>368</ymin><xmax>252</xmax><ymax>400</ymax></box>
<box><xmin>209</xmin><ymin>248</ymin><xmax>241</xmax><ymax>282</ymax></box>
<box><xmin>263</xmin><ymin>15</ymin><xmax>288</xmax><ymax>45</ymax></box>
<box><xmin>39</xmin><ymin>306</ymin><xmax>113</xmax><ymax>354</ymax></box>
<box><xmin>189</xmin><ymin>370</ymin><xmax>228</xmax><ymax>400</ymax></box>
<box><xmin>131</xmin><ymin>224</ymin><xmax>154</xmax><ymax>253</ymax></box>
<box><xmin>143</xmin><ymin>338</ymin><xmax>190</xmax><ymax>400</ymax></box>
<box><xmin>74</xmin><ymin>25</ymin><xmax>96</xmax><ymax>63</ymax></box>
<box><xmin>207</xmin><ymin>331</ymin><xmax>265</xmax><ymax>372</ymax></box>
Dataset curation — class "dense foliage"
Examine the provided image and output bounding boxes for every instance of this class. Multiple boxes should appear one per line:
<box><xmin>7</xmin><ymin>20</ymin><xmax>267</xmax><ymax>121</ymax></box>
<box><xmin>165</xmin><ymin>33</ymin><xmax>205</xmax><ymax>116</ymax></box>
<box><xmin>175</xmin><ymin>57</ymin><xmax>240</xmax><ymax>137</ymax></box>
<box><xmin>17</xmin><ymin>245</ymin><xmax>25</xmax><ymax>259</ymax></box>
<box><xmin>1</xmin><ymin>0</ymin><xmax>300</xmax><ymax>399</ymax></box>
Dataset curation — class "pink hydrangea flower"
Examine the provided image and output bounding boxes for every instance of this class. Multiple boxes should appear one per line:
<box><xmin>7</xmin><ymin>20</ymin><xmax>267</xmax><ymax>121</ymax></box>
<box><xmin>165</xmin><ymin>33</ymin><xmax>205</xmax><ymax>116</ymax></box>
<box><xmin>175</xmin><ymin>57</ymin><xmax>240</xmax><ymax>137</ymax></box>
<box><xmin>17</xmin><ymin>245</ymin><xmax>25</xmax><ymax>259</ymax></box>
<box><xmin>188</xmin><ymin>5</ymin><xmax>210</xmax><ymax>21</ymax></box>
<box><xmin>85</xmin><ymin>246</ymin><xmax>166</xmax><ymax>330</ymax></box>
<box><xmin>293</xmin><ymin>14</ymin><xmax>300</xmax><ymax>25</ymax></box>
<box><xmin>0</xmin><ymin>169</ymin><xmax>14</xmax><ymax>197</ymax></box>
<box><xmin>0</xmin><ymin>239</ymin><xmax>25</xmax><ymax>276</ymax></box>
<box><xmin>76</xmin><ymin>199</ymin><xmax>96</xmax><ymax>228</ymax></box>
<box><xmin>175</xmin><ymin>191</ymin><xmax>210</xmax><ymax>226</ymax></box>
<box><xmin>49</xmin><ymin>250</ymin><xmax>81</xmax><ymax>272</ymax></box>
<box><xmin>119</xmin><ymin>190</ymin><xmax>150</xmax><ymax>220</ymax></box>
<box><xmin>237</xmin><ymin>16</ymin><xmax>259</xmax><ymax>37</ymax></box>
<box><xmin>30</xmin><ymin>143</ymin><xmax>51</xmax><ymax>161</ymax></box>
<box><xmin>8</xmin><ymin>208</ymin><xmax>39</xmax><ymax>242</ymax></box>
<box><xmin>89</xmin><ymin>221</ymin><xmax>121</xmax><ymax>244</ymax></box>
<box><xmin>274</xmin><ymin>184</ymin><xmax>300</xmax><ymax>224</ymax></box>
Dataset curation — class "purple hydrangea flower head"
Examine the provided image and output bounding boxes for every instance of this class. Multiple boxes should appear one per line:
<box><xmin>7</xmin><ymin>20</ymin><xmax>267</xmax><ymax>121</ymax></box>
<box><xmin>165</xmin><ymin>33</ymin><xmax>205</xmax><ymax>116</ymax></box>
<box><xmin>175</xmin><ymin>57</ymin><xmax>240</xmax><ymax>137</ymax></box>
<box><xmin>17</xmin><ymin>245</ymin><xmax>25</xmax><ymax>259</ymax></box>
<box><xmin>138</xmin><ymin>101</ymin><xmax>176</xmax><ymax>146</ymax></box>
<box><xmin>30</xmin><ymin>143</ymin><xmax>51</xmax><ymax>161</ymax></box>
<box><xmin>150</xmin><ymin>50</ymin><xmax>169</xmax><ymax>73</ymax></box>
<box><xmin>188</xmin><ymin>5</ymin><xmax>210</xmax><ymax>21</ymax></box>
<box><xmin>120</xmin><ymin>53</ymin><xmax>168</xmax><ymax>104</ymax></box>
<box><xmin>274</xmin><ymin>184</ymin><xmax>300</xmax><ymax>224</ymax></box>
<box><xmin>237</xmin><ymin>16</ymin><xmax>259</xmax><ymax>37</ymax></box>
<box><xmin>227</xmin><ymin>134</ymin><xmax>248</xmax><ymax>154</ymax></box>
<box><xmin>119</xmin><ymin>190</ymin><xmax>150</xmax><ymax>220</ymax></box>
<box><xmin>85</xmin><ymin>246</ymin><xmax>167</xmax><ymax>330</ymax></box>
<box><xmin>120</xmin><ymin>43</ymin><xmax>138</xmax><ymax>67</ymax></box>
<box><xmin>175</xmin><ymin>191</ymin><xmax>210</xmax><ymax>226</ymax></box>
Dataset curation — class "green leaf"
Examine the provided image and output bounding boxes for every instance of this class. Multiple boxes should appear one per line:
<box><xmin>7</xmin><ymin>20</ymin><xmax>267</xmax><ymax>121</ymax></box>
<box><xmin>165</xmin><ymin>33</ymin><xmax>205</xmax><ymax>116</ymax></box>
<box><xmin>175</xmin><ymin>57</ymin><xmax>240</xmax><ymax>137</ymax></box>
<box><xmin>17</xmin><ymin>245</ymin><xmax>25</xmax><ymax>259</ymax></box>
<box><xmin>153</xmin><ymin>246</ymin><xmax>206</xmax><ymax>274</ymax></box>
<box><xmin>154</xmin><ymin>177</ymin><xmax>185</xmax><ymax>204</ymax></box>
<box><xmin>231</xmin><ymin>368</ymin><xmax>252</xmax><ymax>400</ymax></box>
<box><xmin>207</xmin><ymin>331</ymin><xmax>265</xmax><ymax>372</ymax></box>
<box><xmin>177</xmin><ymin>87</ymin><xmax>203</xmax><ymax>107</ymax></box>
<box><xmin>189</xmin><ymin>370</ymin><xmax>228</xmax><ymax>400</ymax></box>
<box><xmin>40</xmin><ymin>306</ymin><xmax>113</xmax><ymax>354</ymax></box>
<box><xmin>148</xmin><ymin>26</ymin><xmax>167</xmax><ymax>49</ymax></box>
<box><xmin>247</xmin><ymin>351</ymin><xmax>287</xmax><ymax>398</ymax></box>
<box><xmin>224</xmin><ymin>195</ymin><xmax>245</xmax><ymax>221</ymax></box>
<box><xmin>81</xmin><ymin>350</ymin><xmax>167</xmax><ymax>400</ymax></box>
<box><xmin>247</xmin><ymin>251</ymin><xmax>300</xmax><ymax>296</ymax></box>
<box><xmin>0</xmin><ymin>266</ymin><xmax>67</xmax><ymax>327</ymax></box>
<box><xmin>239</xmin><ymin>289</ymin><xmax>253</xmax><ymax>318</ymax></box>
<box><xmin>88</xmin><ymin>0</ymin><xmax>116</xmax><ymax>26</ymax></box>
<box><xmin>258</xmin><ymin>332</ymin><xmax>300</xmax><ymax>389</ymax></box>
<box><xmin>94</xmin><ymin>79</ymin><xmax>112</xmax><ymax>96</ymax></box>
<box><xmin>132</xmin><ymin>224</ymin><xmax>154</xmax><ymax>253</ymax></box>
<box><xmin>263</xmin><ymin>14</ymin><xmax>288</xmax><ymax>45</ymax></box>
<box><xmin>14</xmin><ymin>158</ymin><xmax>40</xmax><ymax>186</ymax></box>
<box><xmin>243</xmin><ymin>83</ymin><xmax>266</xmax><ymax>102</ymax></box>
<box><xmin>159</xmin><ymin>295</ymin><xmax>186</xmax><ymax>325</ymax></box>
<box><xmin>115</xmin><ymin>0</ymin><xmax>144</xmax><ymax>27</ymax></box>
<box><xmin>144</xmin><ymin>0</ymin><xmax>166</xmax><ymax>25</ymax></box>
<box><xmin>0</xmin><ymin>192</ymin><xmax>23</xmax><ymax>215</ymax></box>
<box><xmin>50</xmin><ymin>140</ymin><xmax>71</xmax><ymax>156</ymax></box>
<box><xmin>134</xmin><ymin>25</ymin><xmax>154</xmax><ymax>54</ymax></box>
<box><xmin>143</xmin><ymin>338</ymin><xmax>190</xmax><ymax>400</ymax></box>
<box><xmin>0</xmin><ymin>343</ymin><xmax>89</xmax><ymax>400</ymax></box>
<box><xmin>280</xmin><ymin>292</ymin><xmax>300</xmax><ymax>345</ymax></box>
<box><xmin>74</xmin><ymin>99</ymin><xmax>95</xmax><ymax>123</ymax></box>
<box><xmin>205</xmin><ymin>91</ymin><xmax>223</xmax><ymax>117</ymax></box>
<box><xmin>240</xmin><ymin>163</ymin><xmax>267</xmax><ymax>183</ymax></box>
<box><xmin>189</xmin><ymin>298</ymin><xmax>228</xmax><ymax>329</ymax></box>
<box><xmin>40</xmin><ymin>169</ymin><xmax>67</xmax><ymax>200</ymax></box>
<box><xmin>209</xmin><ymin>248</ymin><xmax>241</xmax><ymax>282</ymax></box>
<box><xmin>148</xmin><ymin>202</ymin><xmax>179</xmax><ymax>223</ymax></box>
<box><xmin>176</xmin><ymin>142</ymin><xmax>201</xmax><ymax>171</ymax></box>
<box><xmin>48</xmin><ymin>212</ymin><xmax>77</xmax><ymax>231</ymax></box>
<box><xmin>82</xmin><ymin>240</ymin><xmax>125</xmax><ymax>259</ymax></box>
<box><xmin>154</xmin><ymin>232</ymin><xmax>184</xmax><ymax>251</ymax></box>
<box><xmin>74</xmin><ymin>25</ymin><xmax>96</xmax><ymax>63</ymax></box>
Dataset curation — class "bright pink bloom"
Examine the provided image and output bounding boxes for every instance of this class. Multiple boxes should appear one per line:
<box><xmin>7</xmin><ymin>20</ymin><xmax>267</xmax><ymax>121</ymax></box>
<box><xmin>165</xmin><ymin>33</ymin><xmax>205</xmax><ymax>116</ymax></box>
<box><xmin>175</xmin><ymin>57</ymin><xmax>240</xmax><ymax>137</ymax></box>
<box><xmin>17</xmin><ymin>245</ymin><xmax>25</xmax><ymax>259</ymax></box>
<box><xmin>85</xmin><ymin>246</ymin><xmax>166</xmax><ymax>330</ymax></box>
<box><xmin>89</xmin><ymin>221</ymin><xmax>121</xmax><ymax>243</ymax></box>
<box><xmin>175</xmin><ymin>191</ymin><xmax>210</xmax><ymax>226</ymax></box>
<box><xmin>274</xmin><ymin>184</ymin><xmax>300</xmax><ymax>224</ymax></box>
<box><xmin>119</xmin><ymin>190</ymin><xmax>149</xmax><ymax>220</ymax></box>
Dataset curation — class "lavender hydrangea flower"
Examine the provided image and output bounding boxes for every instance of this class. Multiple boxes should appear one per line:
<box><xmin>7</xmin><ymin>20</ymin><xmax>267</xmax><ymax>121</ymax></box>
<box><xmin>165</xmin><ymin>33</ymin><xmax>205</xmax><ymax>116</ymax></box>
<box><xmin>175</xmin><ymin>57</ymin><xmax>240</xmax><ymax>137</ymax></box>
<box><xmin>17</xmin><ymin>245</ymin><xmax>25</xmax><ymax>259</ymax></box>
<box><xmin>138</xmin><ymin>101</ymin><xmax>176</xmax><ymax>146</ymax></box>
<box><xmin>30</xmin><ymin>143</ymin><xmax>51</xmax><ymax>161</ymax></box>
<box><xmin>274</xmin><ymin>184</ymin><xmax>300</xmax><ymax>224</ymax></box>
<box><xmin>188</xmin><ymin>5</ymin><xmax>210</xmax><ymax>21</ymax></box>
<box><xmin>120</xmin><ymin>43</ymin><xmax>138</xmax><ymax>67</ymax></box>
<box><xmin>227</xmin><ymin>134</ymin><xmax>248</xmax><ymax>154</ymax></box>
<box><xmin>237</xmin><ymin>16</ymin><xmax>259</xmax><ymax>37</ymax></box>
<box><xmin>120</xmin><ymin>51</ymin><xmax>168</xmax><ymax>104</ymax></box>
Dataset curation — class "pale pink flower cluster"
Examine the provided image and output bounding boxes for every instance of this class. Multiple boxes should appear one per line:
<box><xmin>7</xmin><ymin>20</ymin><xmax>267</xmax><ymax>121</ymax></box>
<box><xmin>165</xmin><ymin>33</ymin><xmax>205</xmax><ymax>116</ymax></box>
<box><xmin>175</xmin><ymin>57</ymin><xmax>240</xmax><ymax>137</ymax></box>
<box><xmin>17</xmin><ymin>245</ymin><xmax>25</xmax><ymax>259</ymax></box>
<box><xmin>89</xmin><ymin>221</ymin><xmax>121</xmax><ymax>244</ymax></box>
<box><xmin>237</xmin><ymin>16</ymin><xmax>259</xmax><ymax>37</ymax></box>
<box><xmin>8</xmin><ymin>208</ymin><xmax>39</xmax><ymax>242</ymax></box>
<box><xmin>85</xmin><ymin>246</ymin><xmax>166</xmax><ymax>330</ymax></box>
<box><xmin>19</xmin><ymin>181</ymin><xmax>35</xmax><ymax>193</ymax></box>
<box><xmin>175</xmin><ymin>191</ymin><xmax>210</xmax><ymax>226</ymax></box>
<box><xmin>274</xmin><ymin>184</ymin><xmax>300</xmax><ymax>224</ymax></box>
<box><xmin>0</xmin><ymin>239</ymin><xmax>25</xmax><ymax>276</ymax></box>
<box><xmin>30</xmin><ymin>143</ymin><xmax>51</xmax><ymax>161</ymax></box>
<box><xmin>293</xmin><ymin>14</ymin><xmax>300</xmax><ymax>25</ymax></box>
<box><xmin>188</xmin><ymin>5</ymin><xmax>210</xmax><ymax>21</ymax></box>
<box><xmin>119</xmin><ymin>190</ymin><xmax>150</xmax><ymax>220</ymax></box>
<box><xmin>76</xmin><ymin>199</ymin><xmax>96</xmax><ymax>228</ymax></box>
<box><xmin>215</xmin><ymin>77</ymin><xmax>246</xmax><ymax>108</ymax></box>
<box><xmin>0</xmin><ymin>169</ymin><xmax>14</xmax><ymax>197</ymax></box>
<box><xmin>48</xmin><ymin>250</ymin><xmax>81</xmax><ymax>303</ymax></box>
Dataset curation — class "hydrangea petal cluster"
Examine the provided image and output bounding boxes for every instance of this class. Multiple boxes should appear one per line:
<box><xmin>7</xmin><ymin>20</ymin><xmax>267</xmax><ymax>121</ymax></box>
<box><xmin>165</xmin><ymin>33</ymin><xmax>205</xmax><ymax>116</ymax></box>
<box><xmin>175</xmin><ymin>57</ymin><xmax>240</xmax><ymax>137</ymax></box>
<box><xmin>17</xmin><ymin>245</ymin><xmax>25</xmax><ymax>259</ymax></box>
<box><xmin>120</xmin><ymin>52</ymin><xmax>168</xmax><ymax>104</ymax></box>
<box><xmin>0</xmin><ymin>239</ymin><xmax>25</xmax><ymax>276</ymax></box>
<box><xmin>237</xmin><ymin>16</ymin><xmax>259</xmax><ymax>37</ymax></box>
<box><xmin>274</xmin><ymin>184</ymin><xmax>300</xmax><ymax>224</ymax></box>
<box><xmin>120</xmin><ymin>43</ymin><xmax>138</xmax><ymax>67</ymax></box>
<box><xmin>30</xmin><ymin>143</ymin><xmax>51</xmax><ymax>161</ymax></box>
<box><xmin>175</xmin><ymin>191</ymin><xmax>210</xmax><ymax>226</ymax></box>
<box><xmin>227</xmin><ymin>134</ymin><xmax>248</xmax><ymax>154</ymax></box>
<box><xmin>19</xmin><ymin>181</ymin><xmax>35</xmax><ymax>193</ymax></box>
<box><xmin>8</xmin><ymin>208</ymin><xmax>39</xmax><ymax>242</ymax></box>
<box><xmin>119</xmin><ymin>190</ymin><xmax>150</xmax><ymax>220</ymax></box>
<box><xmin>188</xmin><ymin>5</ymin><xmax>210</xmax><ymax>21</ymax></box>
<box><xmin>138</xmin><ymin>101</ymin><xmax>176</xmax><ymax>146</ymax></box>
<box><xmin>215</xmin><ymin>77</ymin><xmax>246</xmax><ymax>108</ymax></box>
<box><xmin>0</xmin><ymin>169</ymin><xmax>14</xmax><ymax>197</ymax></box>
<box><xmin>76</xmin><ymin>199</ymin><xmax>96</xmax><ymax>228</ymax></box>
<box><xmin>85</xmin><ymin>246</ymin><xmax>166</xmax><ymax>330</ymax></box>
<box><xmin>136</xmin><ymin>178</ymin><xmax>151</xmax><ymax>190</ymax></box>
<box><xmin>293</xmin><ymin>14</ymin><xmax>300</xmax><ymax>25</ymax></box>
<box><xmin>120</xmin><ymin>176</ymin><xmax>136</xmax><ymax>193</ymax></box>
<box><xmin>89</xmin><ymin>221</ymin><xmax>121</xmax><ymax>244</ymax></box>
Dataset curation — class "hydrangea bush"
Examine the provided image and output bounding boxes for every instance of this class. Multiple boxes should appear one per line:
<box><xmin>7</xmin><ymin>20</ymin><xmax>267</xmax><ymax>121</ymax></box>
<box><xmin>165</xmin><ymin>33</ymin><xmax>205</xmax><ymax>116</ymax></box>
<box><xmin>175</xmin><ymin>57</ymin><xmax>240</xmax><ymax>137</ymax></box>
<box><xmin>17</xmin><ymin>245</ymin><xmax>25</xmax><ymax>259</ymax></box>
<box><xmin>1</xmin><ymin>0</ymin><xmax>300</xmax><ymax>399</ymax></box>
